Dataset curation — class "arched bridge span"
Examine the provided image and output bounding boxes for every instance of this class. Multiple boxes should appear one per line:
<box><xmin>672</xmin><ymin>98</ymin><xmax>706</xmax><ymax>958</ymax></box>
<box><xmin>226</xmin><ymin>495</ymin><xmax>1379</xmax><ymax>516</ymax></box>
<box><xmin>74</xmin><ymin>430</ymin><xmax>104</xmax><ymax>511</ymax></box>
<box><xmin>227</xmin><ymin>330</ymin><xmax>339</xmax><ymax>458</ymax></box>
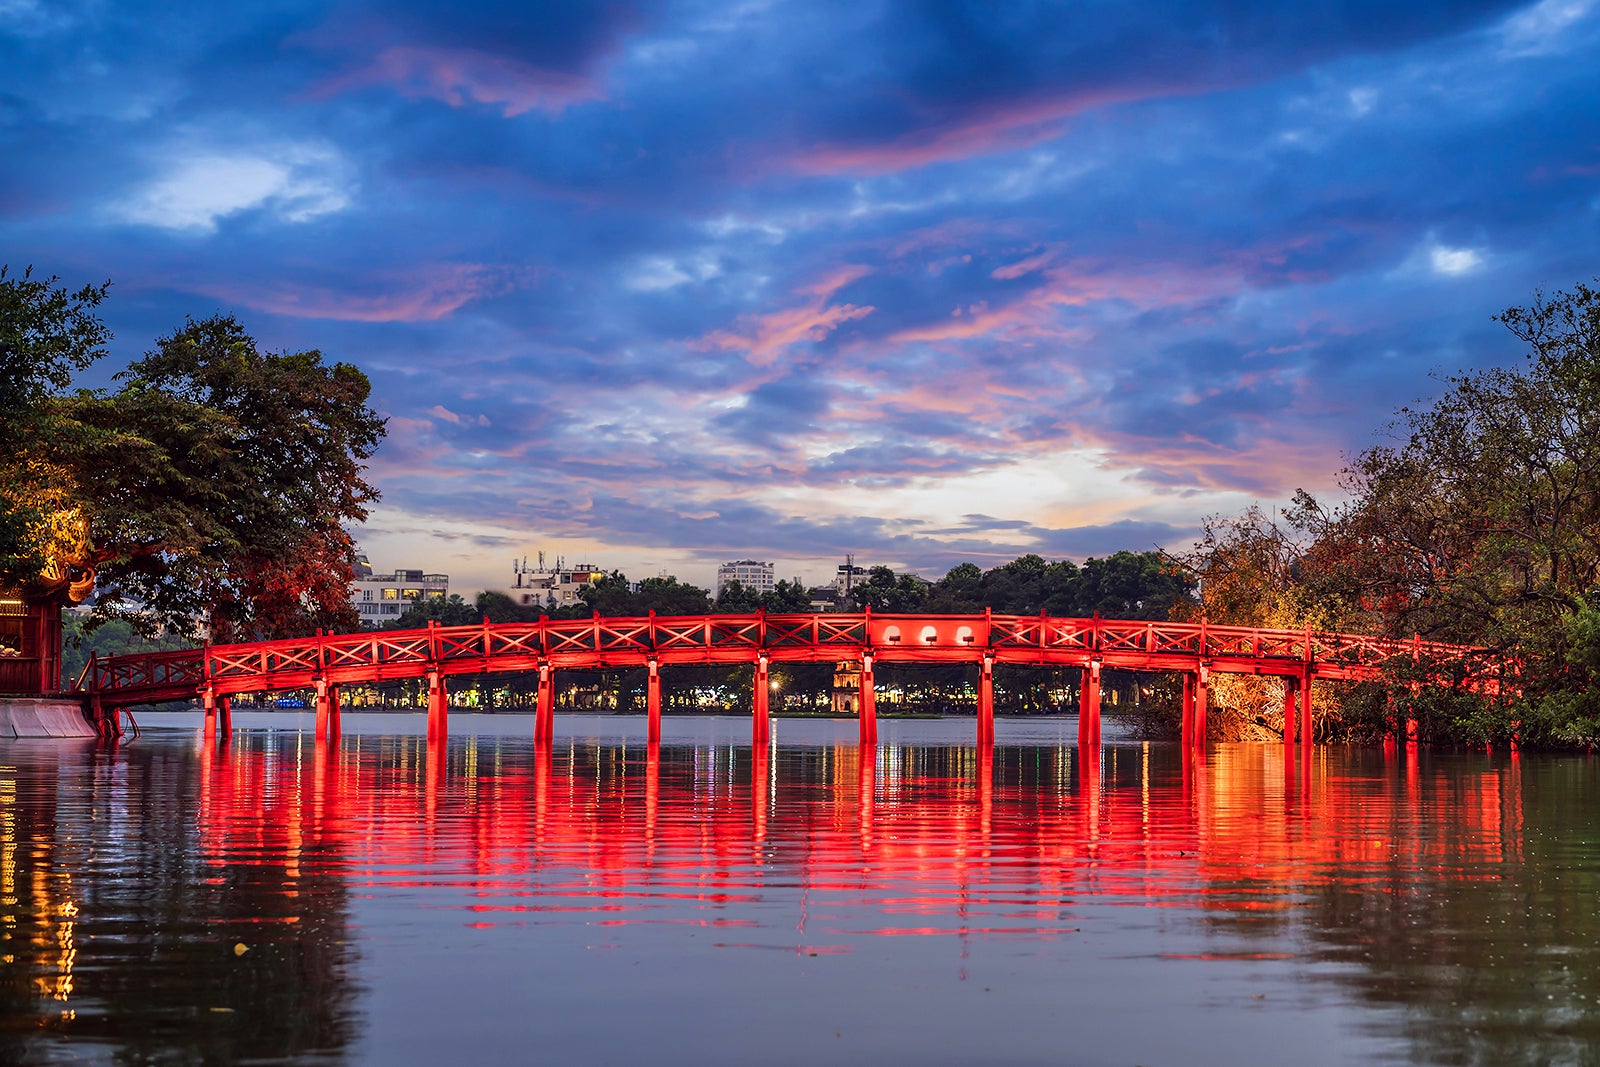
<box><xmin>73</xmin><ymin>610</ymin><xmax>1487</xmax><ymax>748</ymax></box>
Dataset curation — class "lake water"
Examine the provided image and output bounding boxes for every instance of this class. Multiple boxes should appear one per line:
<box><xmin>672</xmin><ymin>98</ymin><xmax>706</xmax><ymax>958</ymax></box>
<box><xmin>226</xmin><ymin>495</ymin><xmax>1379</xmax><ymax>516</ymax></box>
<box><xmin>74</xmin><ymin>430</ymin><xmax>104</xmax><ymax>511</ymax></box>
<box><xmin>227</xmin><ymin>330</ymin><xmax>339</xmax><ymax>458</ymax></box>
<box><xmin>3</xmin><ymin>712</ymin><xmax>1598</xmax><ymax>1065</ymax></box>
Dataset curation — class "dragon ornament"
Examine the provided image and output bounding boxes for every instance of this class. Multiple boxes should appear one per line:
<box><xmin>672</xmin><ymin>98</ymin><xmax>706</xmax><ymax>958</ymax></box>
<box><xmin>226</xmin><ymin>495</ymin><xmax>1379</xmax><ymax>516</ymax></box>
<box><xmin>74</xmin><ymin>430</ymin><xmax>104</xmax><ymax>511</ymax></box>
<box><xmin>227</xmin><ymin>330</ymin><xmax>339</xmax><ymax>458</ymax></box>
<box><xmin>34</xmin><ymin>505</ymin><xmax>96</xmax><ymax>604</ymax></box>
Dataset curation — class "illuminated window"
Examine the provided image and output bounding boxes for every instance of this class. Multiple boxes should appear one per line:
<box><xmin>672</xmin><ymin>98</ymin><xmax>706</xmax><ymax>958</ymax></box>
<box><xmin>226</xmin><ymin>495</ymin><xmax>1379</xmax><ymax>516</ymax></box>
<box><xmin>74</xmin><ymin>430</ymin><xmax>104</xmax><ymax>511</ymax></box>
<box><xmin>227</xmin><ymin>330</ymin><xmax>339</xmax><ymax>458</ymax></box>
<box><xmin>0</xmin><ymin>617</ymin><xmax>21</xmax><ymax>655</ymax></box>
<box><xmin>382</xmin><ymin>588</ymin><xmax>399</xmax><ymax>600</ymax></box>
<box><xmin>402</xmin><ymin>588</ymin><xmax>421</xmax><ymax>600</ymax></box>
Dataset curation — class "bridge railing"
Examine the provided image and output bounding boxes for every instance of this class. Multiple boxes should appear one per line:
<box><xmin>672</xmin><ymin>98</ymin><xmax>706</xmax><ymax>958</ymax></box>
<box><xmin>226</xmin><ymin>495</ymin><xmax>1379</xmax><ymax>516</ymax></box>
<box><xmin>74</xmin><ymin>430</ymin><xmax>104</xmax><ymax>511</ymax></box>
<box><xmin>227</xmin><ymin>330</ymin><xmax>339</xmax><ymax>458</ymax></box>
<box><xmin>71</xmin><ymin>611</ymin><xmax>1489</xmax><ymax>703</ymax></box>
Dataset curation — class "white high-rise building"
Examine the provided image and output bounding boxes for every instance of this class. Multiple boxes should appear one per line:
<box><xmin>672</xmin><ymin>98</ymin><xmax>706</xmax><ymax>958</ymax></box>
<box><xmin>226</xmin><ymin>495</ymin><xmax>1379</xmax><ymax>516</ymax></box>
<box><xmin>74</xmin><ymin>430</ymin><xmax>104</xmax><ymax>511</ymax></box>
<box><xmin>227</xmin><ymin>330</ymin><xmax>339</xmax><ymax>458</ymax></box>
<box><xmin>352</xmin><ymin>567</ymin><xmax>449</xmax><ymax>626</ymax></box>
<box><xmin>716</xmin><ymin>560</ymin><xmax>775</xmax><ymax>598</ymax></box>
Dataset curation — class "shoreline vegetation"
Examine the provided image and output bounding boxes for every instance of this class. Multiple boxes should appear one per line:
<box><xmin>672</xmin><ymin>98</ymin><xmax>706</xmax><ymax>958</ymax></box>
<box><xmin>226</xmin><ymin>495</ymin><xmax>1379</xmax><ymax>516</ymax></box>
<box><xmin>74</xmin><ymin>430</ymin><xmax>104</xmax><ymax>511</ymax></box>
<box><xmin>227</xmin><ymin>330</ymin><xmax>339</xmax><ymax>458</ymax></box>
<box><xmin>10</xmin><ymin>267</ymin><xmax>1600</xmax><ymax>748</ymax></box>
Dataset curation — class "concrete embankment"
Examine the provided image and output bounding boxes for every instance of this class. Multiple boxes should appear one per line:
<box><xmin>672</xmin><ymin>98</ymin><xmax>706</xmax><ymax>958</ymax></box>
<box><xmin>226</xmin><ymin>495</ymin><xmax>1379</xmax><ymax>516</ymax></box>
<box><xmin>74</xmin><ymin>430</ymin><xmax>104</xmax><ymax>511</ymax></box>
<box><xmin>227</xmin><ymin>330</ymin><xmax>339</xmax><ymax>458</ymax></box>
<box><xmin>0</xmin><ymin>698</ymin><xmax>98</xmax><ymax>738</ymax></box>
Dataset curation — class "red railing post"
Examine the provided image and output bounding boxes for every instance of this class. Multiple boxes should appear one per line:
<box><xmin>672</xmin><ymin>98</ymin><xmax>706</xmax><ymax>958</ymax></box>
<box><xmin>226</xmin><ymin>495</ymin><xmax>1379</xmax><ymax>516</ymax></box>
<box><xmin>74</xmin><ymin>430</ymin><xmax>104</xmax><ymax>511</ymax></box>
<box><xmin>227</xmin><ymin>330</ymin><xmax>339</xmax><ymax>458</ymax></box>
<box><xmin>74</xmin><ymin>651</ymin><xmax>97</xmax><ymax>694</ymax></box>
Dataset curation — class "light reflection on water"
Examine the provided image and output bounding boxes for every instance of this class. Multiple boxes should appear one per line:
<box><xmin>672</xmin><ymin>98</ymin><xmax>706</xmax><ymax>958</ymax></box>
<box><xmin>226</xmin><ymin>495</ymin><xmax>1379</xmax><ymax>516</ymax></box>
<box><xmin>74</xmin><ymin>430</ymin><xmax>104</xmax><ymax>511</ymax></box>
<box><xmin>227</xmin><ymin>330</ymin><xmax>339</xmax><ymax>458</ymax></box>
<box><xmin>3</xmin><ymin>713</ymin><xmax>1599</xmax><ymax>1065</ymax></box>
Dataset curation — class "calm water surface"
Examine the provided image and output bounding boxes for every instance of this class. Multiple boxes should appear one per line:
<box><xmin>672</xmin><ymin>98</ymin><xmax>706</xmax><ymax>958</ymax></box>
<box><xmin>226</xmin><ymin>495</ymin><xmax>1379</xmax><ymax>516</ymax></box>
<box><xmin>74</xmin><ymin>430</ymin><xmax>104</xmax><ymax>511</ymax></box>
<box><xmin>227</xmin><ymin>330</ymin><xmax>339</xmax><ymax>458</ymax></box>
<box><xmin>4</xmin><ymin>713</ymin><xmax>1599</xmax><ymax>1066</ymax></box>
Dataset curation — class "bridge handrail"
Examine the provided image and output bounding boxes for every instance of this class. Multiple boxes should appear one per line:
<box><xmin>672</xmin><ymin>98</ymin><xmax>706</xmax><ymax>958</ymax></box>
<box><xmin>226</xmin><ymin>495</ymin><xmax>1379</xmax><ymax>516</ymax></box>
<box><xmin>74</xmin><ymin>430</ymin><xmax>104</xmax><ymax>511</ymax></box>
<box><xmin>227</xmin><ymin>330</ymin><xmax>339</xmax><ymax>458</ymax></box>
<box><xmin>71</xmin><ymin>612</ymin><xmax>1495</xmax><ymax>699</ymax></box>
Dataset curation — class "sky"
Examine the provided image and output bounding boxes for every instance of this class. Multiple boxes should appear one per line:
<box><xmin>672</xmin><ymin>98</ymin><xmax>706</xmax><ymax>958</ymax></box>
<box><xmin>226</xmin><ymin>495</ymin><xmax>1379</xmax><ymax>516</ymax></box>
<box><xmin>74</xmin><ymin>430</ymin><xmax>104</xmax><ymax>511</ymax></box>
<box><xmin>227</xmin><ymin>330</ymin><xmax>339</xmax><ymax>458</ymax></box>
<box><xmin>4</xmin><ymin>0</ymin><xmax>1599</xmax><ymax>597</ymax></box>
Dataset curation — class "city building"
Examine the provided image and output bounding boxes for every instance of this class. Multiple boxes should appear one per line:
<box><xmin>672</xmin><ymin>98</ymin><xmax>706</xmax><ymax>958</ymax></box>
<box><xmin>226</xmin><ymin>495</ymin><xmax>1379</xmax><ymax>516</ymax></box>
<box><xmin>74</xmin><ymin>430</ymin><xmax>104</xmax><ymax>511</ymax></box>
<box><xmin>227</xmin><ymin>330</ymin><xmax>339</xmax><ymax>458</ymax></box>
<box><xmin>715</xmin><ymin>559</ymin><xmax>775</xmax><ymax>599</ymax></box>
<box><xmin>508</xmin><ymin>554</ymin><xmax>608</xmax><ymax>610</ymax></box>
<box><xmin>353</xmin><ymin>568</ymin><xmax>449</xmax><ymax>626</ymax></box>
<box><xmin>832</xmin><ymin>558</ymin><xmax>867</xmax><ymax>601</ymax></box>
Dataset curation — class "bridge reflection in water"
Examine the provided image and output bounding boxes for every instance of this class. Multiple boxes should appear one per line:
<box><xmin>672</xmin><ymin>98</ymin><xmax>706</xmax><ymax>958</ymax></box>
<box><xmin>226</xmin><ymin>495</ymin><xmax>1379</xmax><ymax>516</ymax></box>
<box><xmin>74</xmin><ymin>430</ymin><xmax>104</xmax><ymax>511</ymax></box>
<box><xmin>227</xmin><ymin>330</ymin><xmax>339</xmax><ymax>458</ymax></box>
<box><xmin>5</xmin><ymin>725</ymin><xmax>1566</xmax><ymax>1065</ymax></box>
<box><xmin>190</xmin><ymin>727</ymin><xmax>1525</xmax><ymax>921</ymax></box>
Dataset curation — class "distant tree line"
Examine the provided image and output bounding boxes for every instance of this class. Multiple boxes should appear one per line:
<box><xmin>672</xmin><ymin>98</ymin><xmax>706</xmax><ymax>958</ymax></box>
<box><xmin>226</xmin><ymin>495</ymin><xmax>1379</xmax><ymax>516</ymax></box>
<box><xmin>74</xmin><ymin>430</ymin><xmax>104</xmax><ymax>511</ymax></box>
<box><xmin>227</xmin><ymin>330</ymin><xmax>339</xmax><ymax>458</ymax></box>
<box><xmin>381</xmin><ymin>548</ymin><xmax>1193</xmax><ymax>630</ymax></box>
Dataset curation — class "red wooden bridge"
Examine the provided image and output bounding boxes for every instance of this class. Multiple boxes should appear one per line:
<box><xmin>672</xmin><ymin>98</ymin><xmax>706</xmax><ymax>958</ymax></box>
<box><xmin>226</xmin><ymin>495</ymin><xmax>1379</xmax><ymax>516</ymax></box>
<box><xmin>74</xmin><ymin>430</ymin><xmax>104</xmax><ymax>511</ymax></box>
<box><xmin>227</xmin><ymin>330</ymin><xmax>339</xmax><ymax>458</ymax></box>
<box><xmin>72</xmin><ymin>610</ymin><xmax>1488</xmax><ymax>748</ymax></box>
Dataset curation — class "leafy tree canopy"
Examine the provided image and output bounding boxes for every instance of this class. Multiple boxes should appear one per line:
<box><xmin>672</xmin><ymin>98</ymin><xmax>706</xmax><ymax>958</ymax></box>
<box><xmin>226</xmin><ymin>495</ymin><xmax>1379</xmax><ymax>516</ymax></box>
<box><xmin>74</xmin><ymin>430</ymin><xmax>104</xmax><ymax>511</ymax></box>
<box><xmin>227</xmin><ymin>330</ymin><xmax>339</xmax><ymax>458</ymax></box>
<box><xmin>1</xmin><ymin>266</ymin><xmax>386</xmax><ymax>642</ymax></box>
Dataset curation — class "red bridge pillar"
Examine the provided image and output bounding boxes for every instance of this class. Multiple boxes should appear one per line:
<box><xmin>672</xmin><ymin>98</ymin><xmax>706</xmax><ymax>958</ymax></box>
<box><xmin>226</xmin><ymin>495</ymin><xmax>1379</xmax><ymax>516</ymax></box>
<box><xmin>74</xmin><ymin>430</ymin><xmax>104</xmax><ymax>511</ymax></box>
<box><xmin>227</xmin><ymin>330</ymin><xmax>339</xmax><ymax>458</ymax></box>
<box><xmin>1195</xmin><ymin>663</ymin><xmax>1210</xmax><ymax>746</ymax></box>
<box><xmin>315</xmin><ymin>681</ymin><xmax>341</xmax><ymax>742</ymax></box>
<box><xmin>859</xmin><ymin>652</ymin><xmax>877</xmax><ymax>745</ymax></box>
<box><xmin>753</xmin><ymin>653</ymin><xmax>770</xmax><ymax>745</ymax></box>
<box><xmin>1078</xmin><ymin>659</ymin><xmax>1102</xmax><ymax>748</ymax></box>
<box><xmin>535</xmin><ymin>663</ymin><xmax>555</xmax><ymax>744</ymax></box>
<box><xmin>1299</xmin><ymin>669</ymin><xmax>1313</xmax><ymax>750</ymax></box>
<box><xmin>647</xmin><ymin>657</ymin><xmax>662</xmax><ymax>744</ymax></box>
<box><xmin>203</xmin><ymin>685</ymin><xmax>218</xmax><ymax>743</ymax></box>
<box><xmin>1181</xmin><ymin>673</ymin><xmax>1194</xmax><ymax>749</ymax></box>
<box><xmin>977</xmin><ymin>653</ymin><xmax>995</xmax><ymax>747</ymax></box>
<box><xmin>426</xmin><ymin>671</ymin><xmax>447</xmax><ymax>742</ymax></box>
<box><xmin>1282</xmin><ymin>675</ymin><xmax>1300</xmax><ymax>747</ymax></box>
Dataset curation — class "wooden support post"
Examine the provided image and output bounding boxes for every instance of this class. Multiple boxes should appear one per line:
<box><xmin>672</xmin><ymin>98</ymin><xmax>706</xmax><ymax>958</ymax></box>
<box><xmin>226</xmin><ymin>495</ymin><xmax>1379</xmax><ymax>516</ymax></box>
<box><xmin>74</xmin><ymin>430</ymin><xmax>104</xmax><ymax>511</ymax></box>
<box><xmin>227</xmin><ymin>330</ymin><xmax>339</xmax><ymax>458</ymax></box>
<box><xmin>753</xmin><ymin>653</ymin><xmax>770</xmax><ymax>745</ymax></box>
<box><xmin>977</xmin><ymin>653</ymin><xmax>995</xmax><ymax>747</ymax></box>
<box><xmin>326</xmin><ymin>687</ymin><xmax>340</xmax><ymax>741</ymax></box>
<box><xmin>858</xmin><ymin>651</ymin><xmax>877</xmax><ymax>745</ymax></box>
<box><xmin>218</xmin><ymin>695</ymin><xmax>233</xmax><ymax>742</ymax></box>
<box><xmin>1282</xmin><ymin>675</ymin><xmax>1299</xmax><ymax>747</ymax></box>
<box><xmin>89</xmin><ymin>693</ymin><xmax>113</xmax><ymax>740</ymax></box>
<box><xmin>1078</xmin><ymin>659</ymin><xmax>1102</xmax><ymax>749</ymax></box>
<box><xmin>427</xmin><ymin>670</ymin><xmax>448</xmax><ymax>743</ymax></box>
<box><xmin>202</xmin><ymin>685</ymin><xmax>218</xmax><ymax>742</ymax></box>
<box><xmin>647</xmin><ymin>657</ymin><xmax>661</xmax><ymax>744</ymax></box>
<box><xmin>1195</xmin><ymin>662</ymin><xmax>1210</xmax><ymax>747</ymax></box>
<box><xmin>535</xmin><ymin>662</ymin><xmax>555</xmax><ymax>744</ymax></box>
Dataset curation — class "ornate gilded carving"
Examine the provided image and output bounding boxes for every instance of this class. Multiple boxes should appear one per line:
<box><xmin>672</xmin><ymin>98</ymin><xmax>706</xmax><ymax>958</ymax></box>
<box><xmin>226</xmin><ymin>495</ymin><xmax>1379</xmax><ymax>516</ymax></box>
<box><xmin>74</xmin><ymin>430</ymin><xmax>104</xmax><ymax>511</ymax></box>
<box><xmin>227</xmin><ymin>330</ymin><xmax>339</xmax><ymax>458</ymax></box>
<box><xmin>34</xmin><ymin>505</ymin><xmax>96</xmax><ymax>604</ymax></box>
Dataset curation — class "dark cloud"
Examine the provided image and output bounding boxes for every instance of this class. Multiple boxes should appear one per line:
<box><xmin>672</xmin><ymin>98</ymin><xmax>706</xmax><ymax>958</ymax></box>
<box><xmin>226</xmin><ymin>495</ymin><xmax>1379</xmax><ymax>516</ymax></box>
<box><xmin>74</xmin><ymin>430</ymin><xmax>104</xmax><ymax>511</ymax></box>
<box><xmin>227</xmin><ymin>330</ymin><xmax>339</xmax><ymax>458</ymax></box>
<box><xmin>2</xmin><ymin>0</ymin><xmax>1596</xmax><ymax>585</ymax></box>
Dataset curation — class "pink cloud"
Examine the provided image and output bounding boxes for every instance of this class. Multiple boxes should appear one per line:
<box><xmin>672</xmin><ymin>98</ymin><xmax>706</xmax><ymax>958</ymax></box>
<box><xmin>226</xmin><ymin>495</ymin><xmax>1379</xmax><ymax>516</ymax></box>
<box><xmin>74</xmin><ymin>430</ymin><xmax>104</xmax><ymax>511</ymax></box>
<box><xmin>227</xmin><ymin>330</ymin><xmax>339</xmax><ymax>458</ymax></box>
<box><xmin>790</xmin><ymin>85</ymin><xmax>1175</xmax><ymax>176</ymax></box>
<box><xmin>199</xmin><ymin>264</ymin><xmax>519</xmax><ymax>323</ymax></box>
<box><xmin>991</xmin><ymin>251</ymin><xmax>1055</xmax><ymax>280</ymax></box>
<box><xmin>695</xmin><ymin>266</ymin><xmax>876</xmax><ymax>367</ymax></box>
<box><xmin>316</xmin><ymin>45</ymin><xmax>601</xmax><ymax>116</ymax></box>
<box><xmin>889</xmin><ymin>259</ymin><xmax>1244</xmax><ymax>347</ymax></box>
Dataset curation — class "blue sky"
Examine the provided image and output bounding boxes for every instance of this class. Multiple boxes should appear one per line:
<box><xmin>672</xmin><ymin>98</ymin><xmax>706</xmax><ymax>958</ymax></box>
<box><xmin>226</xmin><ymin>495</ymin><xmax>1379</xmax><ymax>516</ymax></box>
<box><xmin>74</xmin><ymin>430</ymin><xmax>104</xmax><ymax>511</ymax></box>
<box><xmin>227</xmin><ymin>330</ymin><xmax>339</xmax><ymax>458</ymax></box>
<box><xmin>5</xmin><ymin>0</ymin><xmax>1598</xmax><ymax>595</ymax></box>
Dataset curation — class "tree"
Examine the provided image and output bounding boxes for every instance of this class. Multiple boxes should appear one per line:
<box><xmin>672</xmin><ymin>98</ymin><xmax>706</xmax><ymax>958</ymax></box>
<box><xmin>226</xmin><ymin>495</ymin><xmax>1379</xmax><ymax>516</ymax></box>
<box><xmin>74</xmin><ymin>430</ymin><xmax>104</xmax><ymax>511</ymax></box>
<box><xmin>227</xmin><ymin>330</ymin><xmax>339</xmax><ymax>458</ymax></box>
<box><xmin>1068</xmin><ymin>551</ymin><xmax>1192</xmax><ymax>620</ymax></box>
<box><xmin>56</xmin><ymin>316</ymin><xmax>386</xmax><ymax>640</ymax></box>
<box><xmin>763</xmin><ymin>578</ymin><xmax>813</xmax><ymax>613</ymax></box>
<box><xmin>387</xmin><ymin>594</ymin><xmax>480</xmax><ymax>629</ymax></box>
<box><xmin>1299</xmin><ymin>281</ymin><xmax>1600</xmax><ymax>646</ymax></box>
<box><xmin>0</xmin><ymin>267</ymin><xmax>111</xmax><ymax>594</ymax></box>
<box><xmin>715</xmin><ymin>579</ymin><xmax>762</xmax><ymax>612</ymax></box>
<box><xmin>2</xmin><ymin>274</ymin><xmax>387</xmax><ymax>641</ymax></box>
